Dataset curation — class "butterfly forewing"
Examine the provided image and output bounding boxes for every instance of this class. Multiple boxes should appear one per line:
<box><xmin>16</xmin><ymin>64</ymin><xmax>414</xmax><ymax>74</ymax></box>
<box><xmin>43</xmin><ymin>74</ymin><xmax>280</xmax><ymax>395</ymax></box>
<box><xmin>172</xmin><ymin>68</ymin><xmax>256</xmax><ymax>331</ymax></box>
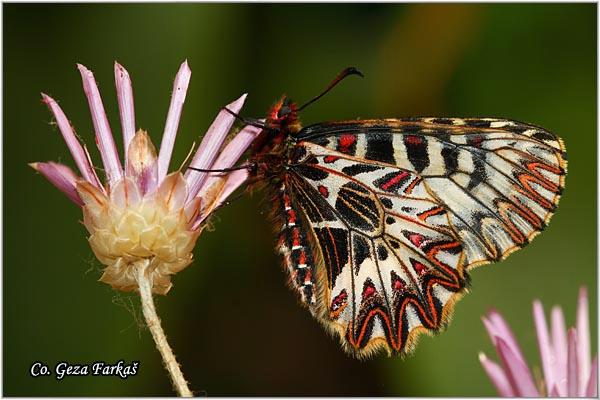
<box><xmin>276</xmin><ymin>117</ymin><xmax>566</xmax><ymax>357</ymax></box>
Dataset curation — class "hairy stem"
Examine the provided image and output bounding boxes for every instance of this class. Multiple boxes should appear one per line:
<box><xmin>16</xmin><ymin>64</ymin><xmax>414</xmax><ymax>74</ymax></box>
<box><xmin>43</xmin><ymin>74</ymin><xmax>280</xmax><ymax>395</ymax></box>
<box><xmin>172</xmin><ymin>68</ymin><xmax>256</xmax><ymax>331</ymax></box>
<box><xmin>135</xmin><ymin>261</ymin><xmax>193</xmax><ymax>397</ymax></box>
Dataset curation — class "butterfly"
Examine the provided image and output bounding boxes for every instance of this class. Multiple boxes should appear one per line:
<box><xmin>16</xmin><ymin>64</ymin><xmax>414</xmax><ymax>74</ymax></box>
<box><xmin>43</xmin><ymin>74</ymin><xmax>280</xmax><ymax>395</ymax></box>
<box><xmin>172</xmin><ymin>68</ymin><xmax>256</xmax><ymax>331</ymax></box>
<box><xmin>217</xmin><ymin>68</ymin><xmax>567</xmax><ymax>358</ymax></box>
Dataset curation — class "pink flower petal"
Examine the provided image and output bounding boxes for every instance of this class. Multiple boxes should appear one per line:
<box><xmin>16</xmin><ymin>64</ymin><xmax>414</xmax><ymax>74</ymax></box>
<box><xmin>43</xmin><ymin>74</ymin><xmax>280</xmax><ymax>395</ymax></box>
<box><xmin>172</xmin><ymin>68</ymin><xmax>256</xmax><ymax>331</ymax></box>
<box><xmin>216</xmin><ymin>168</ymin><xmax>248</xmax><ymax>207</ymax></box>
<box><xmin>567</xmin><ymin>328</ymin><xmax>579</xmax><ymax>397</ymax></box>
<box><xmin>551</xmin><ymin>306</ymin><xmax>568</xmax><ymax>396</ymax></box>
<box><xmin>77</xmin><ymin>64</ymin><xmax>123</xmax><ymax>186</ymax></box>
<box><xmin>114</xmin><ymin>62</ymin><xmax>136</xmax><ymax>170</ymax></box>
<box><xmin>577</xmin><ymin>287</ymin><xmax>591</xmax><ymax>396</ymax></box>
<box><xmin>585</xmin><ymin>356</ymin><xmax>598</xmax><ymax>397</ymax></box>
<box><xmin>157</xmin><ymin>60</ymin><xmax>192</xmax><ymax>182</ymax></box>
<box><xmin>533</xmin><ymin>300</ymin><xmax>556</xmax><ymax>393</ymax></box>
<box><xmin>30</xmin><ymin>162</ymin><xmax>83</xmax><ymax>206</ymax></box>
<box><xmin>127</xmin><ymin>130</ymin><xmax>158</xmax><ymax>195</ymax></box>
<box><xmin>485</xmin><ymin>309</ymin><xmax>528</xmax><ymax>366</ymax></box>
<box><xmin>185</xmin><ymin>93</ymin><xmax>247</xmax><ymax>199</ymax></box>
<box><xmin>41</xmin><ymin>93</ymin><xmax>102</xmax><ymax>189</ymax></box>
<box><xmin>193</xmin><ymin>124</ymin><xmax>260</xmax><ymax>200</ymax></box>
<box><xmin>549</xmin><ymin>385</ymin><xmax>560</xmax><ymax>397</ymax></box>
<box><xmin>496</xmin><ymin>337</ymin><xmax>540</xmax><ymax>397</ymax></box>
<box><xmin>206</xmin><ymin>124</ymin><xmax>261</xmax><ymax>171</ymax></box>
<box><xmin>82</xmin><ymin>144</ymin><xmax>106</xmax><ymax>194</ymax></box>
<box><xmin>193</xmin><ymin>169</ymin><xmax>249</xmax><ymax>230</ymax></box>
<box><xmin>479</xmin><ymin>352</ymin><xmax>516</xmax><ymax>396</ymax></box>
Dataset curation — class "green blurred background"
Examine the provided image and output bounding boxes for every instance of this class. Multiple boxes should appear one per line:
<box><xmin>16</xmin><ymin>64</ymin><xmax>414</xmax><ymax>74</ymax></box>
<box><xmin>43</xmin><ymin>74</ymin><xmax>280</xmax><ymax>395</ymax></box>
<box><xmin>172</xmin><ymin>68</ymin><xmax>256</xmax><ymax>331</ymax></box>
<box><xmin>4</xmin><ymin>3</ymin><xmax>596</xmax><ymax>396</ymax></box>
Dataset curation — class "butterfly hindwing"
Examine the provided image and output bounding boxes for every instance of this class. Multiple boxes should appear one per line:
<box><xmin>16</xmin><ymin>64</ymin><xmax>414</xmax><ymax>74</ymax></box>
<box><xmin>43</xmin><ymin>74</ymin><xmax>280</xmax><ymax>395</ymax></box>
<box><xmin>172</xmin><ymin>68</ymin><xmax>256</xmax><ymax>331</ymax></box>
<box><xmin>277</xmin><ymin>118</ymin><xmax>566</xmax><ymax>357</ymax></box>
<box><xmin>283</xmin><ymin>146</ymin><xmax>466</xmax><ymax>357</ymax></box>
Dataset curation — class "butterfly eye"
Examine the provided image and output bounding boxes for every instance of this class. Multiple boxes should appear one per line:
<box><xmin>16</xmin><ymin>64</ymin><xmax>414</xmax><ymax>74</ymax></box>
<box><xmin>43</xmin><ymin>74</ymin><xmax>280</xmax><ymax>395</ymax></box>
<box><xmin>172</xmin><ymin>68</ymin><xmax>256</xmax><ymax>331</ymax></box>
<box><xmin>277</xmin><ymin>105</ymin><xmax>291</xmax><ymax>118</ymax></box>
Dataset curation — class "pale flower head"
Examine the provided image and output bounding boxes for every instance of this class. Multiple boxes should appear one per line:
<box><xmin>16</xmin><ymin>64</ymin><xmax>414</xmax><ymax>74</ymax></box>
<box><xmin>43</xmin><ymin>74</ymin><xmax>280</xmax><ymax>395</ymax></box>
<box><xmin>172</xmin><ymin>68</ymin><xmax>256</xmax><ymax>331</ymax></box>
<box><xmin>479</xmin><ymin>287</ymin><xmax>597</xmax><ymax>397</ymax></box>
<box><xmin>32</xmin><ymin>61</ymin><xmax>260</xmax><ymax>294</ymax></box>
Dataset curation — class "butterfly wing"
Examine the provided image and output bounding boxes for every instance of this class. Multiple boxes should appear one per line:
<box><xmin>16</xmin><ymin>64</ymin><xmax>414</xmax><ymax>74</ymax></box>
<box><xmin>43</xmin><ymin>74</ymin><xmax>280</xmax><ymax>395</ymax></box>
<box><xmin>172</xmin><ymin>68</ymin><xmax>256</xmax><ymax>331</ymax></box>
<box><xmin>276</xmin><ymin>117</ymin><xmax>566</xmax><ymax>358</ymax></box>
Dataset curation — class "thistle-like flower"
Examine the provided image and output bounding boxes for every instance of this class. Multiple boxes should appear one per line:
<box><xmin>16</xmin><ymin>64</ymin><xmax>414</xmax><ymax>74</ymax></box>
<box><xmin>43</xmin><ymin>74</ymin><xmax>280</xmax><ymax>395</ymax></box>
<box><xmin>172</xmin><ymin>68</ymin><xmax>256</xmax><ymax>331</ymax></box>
<box><xmin>32</xmin><ymin>61</ymin><xmax>259</xmax><ymax>294</ymax></box>
<box><xmin>31</xmin><ymin>61</ymin><xmax>259</xmax><ymax>396</ymax></box>
<box><xmin>479</xmin><ymin>288</ymin><xmax>597</xmax><ymax>397</ymax></box>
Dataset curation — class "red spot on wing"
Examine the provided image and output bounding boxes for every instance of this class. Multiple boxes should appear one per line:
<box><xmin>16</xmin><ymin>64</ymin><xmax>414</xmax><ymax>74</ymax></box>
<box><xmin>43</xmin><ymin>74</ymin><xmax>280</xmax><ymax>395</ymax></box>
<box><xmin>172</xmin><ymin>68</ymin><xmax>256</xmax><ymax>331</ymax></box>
<box><xmin>391</xmin><ymin>271</ymin><xmax>406</xmax><ymax>292</ymax></box>
<box><xmin>324</xmin><ymin>155</ymin><xmax>340</xmax><ymax>163</ymax></box>
<box><xmin>330</xmin><ymin>289</ymin><xmax>348</xmax><ymax>318</ymax></box>
<box><xmin>339</xmin><ymin>134</ymin><xmax>357</xmax><ymax>151</ymax></box>
<box><xmin>413</xmin><ymin>261</ymin><xmax>427</xmax><ymax>276</ymax></box>
<box><xmin>331</xmin><ymin>289</ymin><xmax>347</xmax><ymax>309</ymax></box>
<box><xmin>393</xmin><ymin>278</ymin><xmax>405</xmax><ymax>291</ymax></box>
<box><xmin>318</xmin><ymin>185</ymin><xmax>329</xmax><ymax>198</ymax></box>
<box><xmin>405</xmin><ymin>135</ymin><xmax>422</xmax><ymax>145</ymax></box>
<box><xmin>408</xmin><ymin>233</ymin><xmax>425</xmax><ymax>248</ymax></box>
<box><xmin>362</xmin><ymin>283</ymin><xmax>376</xmax><ymax>299</ymax></box>
<box><xmin>471</xmin><ymin>136</ymin><xmax>483</xmax><ymax>147</ymax></box>
<box><xmin>381</xmin><ymin>171</ymin><xmax>410</xmax><ymax>191</ymax></box>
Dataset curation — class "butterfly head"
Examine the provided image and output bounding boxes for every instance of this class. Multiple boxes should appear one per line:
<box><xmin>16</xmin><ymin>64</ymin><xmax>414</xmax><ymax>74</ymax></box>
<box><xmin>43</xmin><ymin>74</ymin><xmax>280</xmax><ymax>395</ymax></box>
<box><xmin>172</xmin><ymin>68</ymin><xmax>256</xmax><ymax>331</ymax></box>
<box><xmin>250</xmin><ymin>68</ymin><xmax>363</xmax><ymax>159</ymax></box>
<box><xmin>268</xmin><ymin>96</ymin><xmax>301</xmax><ymax>134</ymax></box>
<box><xmin>250</xmin><ymin>96</ymin><xmax>301</xmax><ymax>158</ymax></box>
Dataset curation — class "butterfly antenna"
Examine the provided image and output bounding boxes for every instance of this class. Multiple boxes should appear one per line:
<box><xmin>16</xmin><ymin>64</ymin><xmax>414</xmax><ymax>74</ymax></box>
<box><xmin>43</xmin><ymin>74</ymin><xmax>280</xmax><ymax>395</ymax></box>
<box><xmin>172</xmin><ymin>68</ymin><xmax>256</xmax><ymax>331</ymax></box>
<box><xmin>297</xmin><ymin>67</ymin><xmax>364</xmax><ymax>112</ymax></box>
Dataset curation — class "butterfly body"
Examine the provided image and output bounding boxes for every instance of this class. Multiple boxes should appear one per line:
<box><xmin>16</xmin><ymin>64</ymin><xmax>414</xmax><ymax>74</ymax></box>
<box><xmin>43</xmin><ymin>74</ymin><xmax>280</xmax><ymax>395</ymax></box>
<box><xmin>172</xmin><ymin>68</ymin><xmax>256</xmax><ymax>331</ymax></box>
<box><xmin>248</xmin><ymin>96</ymin><xmax>567</xmax><ymax>358</ymax></box>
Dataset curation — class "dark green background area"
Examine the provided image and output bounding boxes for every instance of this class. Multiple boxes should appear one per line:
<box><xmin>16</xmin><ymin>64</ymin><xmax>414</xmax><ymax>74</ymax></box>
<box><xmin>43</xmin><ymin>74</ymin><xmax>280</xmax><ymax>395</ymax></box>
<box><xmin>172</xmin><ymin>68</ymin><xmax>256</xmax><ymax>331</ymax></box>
<box><xmin>4</xmin><ymin>3</ymin><xmax>596</xmax><ymax>396</ymax></box>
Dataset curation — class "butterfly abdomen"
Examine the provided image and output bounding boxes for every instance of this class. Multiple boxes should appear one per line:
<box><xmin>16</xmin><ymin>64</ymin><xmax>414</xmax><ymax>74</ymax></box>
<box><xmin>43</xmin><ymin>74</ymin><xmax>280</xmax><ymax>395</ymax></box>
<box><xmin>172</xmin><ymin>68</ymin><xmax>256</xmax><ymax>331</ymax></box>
<box><xmin>269</xmin><ymin>177</ymin><xmax>319</xmax><ymax>314</ymax></box>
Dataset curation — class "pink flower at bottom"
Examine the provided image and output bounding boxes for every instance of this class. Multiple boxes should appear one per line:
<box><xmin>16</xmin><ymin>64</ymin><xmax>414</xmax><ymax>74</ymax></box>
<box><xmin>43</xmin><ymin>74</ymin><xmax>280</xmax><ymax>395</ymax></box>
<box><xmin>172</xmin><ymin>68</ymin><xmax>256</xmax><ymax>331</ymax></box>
<box><xmin>479</xmin><ymin>287</ymin><xmax>597</xmax><ymax>397</ymax></box>
<box><xmin>31</xmin><ymin>61</ymin><xmax>260</xmax><ymax>294</ymax></box>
